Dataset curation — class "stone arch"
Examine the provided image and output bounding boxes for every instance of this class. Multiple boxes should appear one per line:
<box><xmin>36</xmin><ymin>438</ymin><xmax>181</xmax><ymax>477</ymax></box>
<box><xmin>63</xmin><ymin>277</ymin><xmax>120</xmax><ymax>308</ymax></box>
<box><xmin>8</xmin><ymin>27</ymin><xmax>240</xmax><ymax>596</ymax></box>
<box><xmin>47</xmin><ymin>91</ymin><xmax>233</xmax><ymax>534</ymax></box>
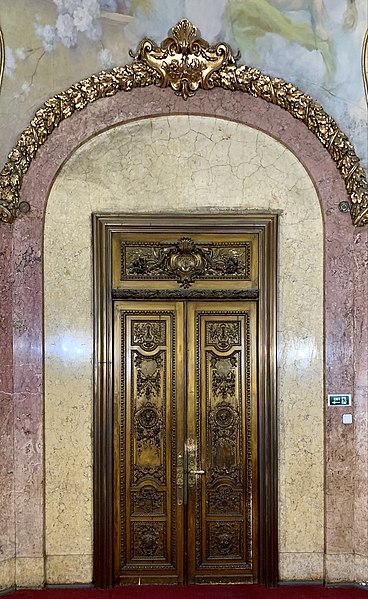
<box><xmin>1</xmin><ymin>20</ymin><xmax>366</xmax><ymax>591</ymax></box>
<box><xmin>0</xmin><ymin>19</ymin><xmax>367</xmax><ymax>226</ymax></box>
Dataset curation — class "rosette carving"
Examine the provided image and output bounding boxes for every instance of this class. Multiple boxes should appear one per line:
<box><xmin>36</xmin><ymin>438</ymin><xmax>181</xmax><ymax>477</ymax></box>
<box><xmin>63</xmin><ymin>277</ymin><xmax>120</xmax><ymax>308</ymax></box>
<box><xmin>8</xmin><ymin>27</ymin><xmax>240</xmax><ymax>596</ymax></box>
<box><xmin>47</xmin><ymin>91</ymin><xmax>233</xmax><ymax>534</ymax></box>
<box><xmin>0</xmin><ymin>20</ymin><xmax>367</xmax><ymax>225</ymax></box>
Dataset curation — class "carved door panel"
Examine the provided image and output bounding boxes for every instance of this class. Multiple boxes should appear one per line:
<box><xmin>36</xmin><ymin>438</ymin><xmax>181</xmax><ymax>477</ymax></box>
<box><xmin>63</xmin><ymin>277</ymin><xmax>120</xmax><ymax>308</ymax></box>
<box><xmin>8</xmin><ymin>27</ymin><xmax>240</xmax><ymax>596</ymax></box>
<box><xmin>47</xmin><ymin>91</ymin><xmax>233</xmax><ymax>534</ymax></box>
<box><xmin>114</xmin><ymin>300</ymin><xmax>258</xmax><ymax>585</ymax></box>
<box><xmin>186</xmin><ymin>302</ymin><xmax>258</xmax><ymax>583</ymax></box>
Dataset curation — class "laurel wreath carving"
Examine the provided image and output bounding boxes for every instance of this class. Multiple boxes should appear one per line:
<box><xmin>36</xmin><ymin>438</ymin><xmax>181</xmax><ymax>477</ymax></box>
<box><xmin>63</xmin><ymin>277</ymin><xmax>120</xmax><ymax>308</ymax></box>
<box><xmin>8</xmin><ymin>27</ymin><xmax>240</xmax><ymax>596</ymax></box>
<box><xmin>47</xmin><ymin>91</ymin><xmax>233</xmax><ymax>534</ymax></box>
<box><xmin>0</xmin><ymin>19</ymin><xmax>367</xmax><ymax>226</ymax></box>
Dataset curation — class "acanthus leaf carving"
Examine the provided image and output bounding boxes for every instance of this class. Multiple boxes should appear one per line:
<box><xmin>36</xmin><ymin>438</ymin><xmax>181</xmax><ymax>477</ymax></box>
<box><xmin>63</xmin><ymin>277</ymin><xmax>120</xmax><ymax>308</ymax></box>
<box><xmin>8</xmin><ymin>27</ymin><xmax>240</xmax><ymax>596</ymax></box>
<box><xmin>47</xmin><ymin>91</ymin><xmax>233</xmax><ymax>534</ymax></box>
<box><xmin>132</xmin><ymin>484</ymin><xmax>164</xmax><ymax>514</ymax></box>
<box><xmin>208</xmin><ymin>522</ymin><xmax>241</xmax><ymax>557</ymax></box>
<box><xmin>206</xmin><ymin>321</ymin><xmax>241</xmax><ymax>351</ymax></box>
<box><xmin>133</xmin><ymin>464</ymin><xmax>164</xmax><ymax>485</ymax></box>
<box><xmin>133</xmin><ymin>522</ymin><xmax>165</xmax><ymax>557</ymax></box>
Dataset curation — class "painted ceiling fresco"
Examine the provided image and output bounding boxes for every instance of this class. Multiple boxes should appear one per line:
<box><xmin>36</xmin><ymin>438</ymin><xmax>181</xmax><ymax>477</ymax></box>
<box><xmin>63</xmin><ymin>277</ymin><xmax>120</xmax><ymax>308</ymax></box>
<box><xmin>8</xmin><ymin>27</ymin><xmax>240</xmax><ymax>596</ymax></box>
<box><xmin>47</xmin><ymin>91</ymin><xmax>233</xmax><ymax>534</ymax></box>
<box><xmin>0</xmin><ymin>0</ymin><xmax>367</xmax><ymax>171</ymax></box>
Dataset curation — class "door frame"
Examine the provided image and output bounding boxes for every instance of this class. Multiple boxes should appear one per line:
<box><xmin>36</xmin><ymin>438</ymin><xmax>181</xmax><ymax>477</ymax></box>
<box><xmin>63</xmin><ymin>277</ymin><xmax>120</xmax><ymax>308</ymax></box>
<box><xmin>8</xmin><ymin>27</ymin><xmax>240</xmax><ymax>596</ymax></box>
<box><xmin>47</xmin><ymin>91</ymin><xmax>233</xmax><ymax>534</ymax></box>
<box><xmin>92</xmin><ymin>213</ymin><xmax>278</xmax><ymax>588</ymax></box>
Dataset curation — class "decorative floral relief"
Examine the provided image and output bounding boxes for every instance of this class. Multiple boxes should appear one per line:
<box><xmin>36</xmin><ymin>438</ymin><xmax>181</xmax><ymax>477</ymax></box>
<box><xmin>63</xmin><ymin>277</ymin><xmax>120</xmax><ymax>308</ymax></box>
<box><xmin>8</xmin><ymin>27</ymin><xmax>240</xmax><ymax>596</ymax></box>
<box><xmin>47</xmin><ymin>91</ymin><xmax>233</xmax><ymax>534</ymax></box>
<box><xmin>207</xmin><ymin>464</ymin><xmax>241</xmax><ymax>486</ymax></box>
<box><xmin>122</xmin><ymin>238</ymin><xmax>250</xmax><ymax>288</ymax></box>
<box><xmin>206</xmin><ymin>321</ymin><xmax>240</xmax><ymax>351</ymax></box>
<box><xmin>210</xmin><ymin>354</ymin><xmax>238</xmax><ymax>401</ymax></box>
<box><xmin>132</xmin><ymin>321</ymin><xmax>166</xmax><ymax>351</ymax></box>
<box><xmin>209</xmin><ymin>400</ymin><xmax>240</xmax><ymax>469</ymax></box>
<box><xmin>0</xmin><ymin>15</ymin><xmax>367</xmax><ymax>225</ymax></box>
<box><xmin>132</xmin><ymin>484</ymin><xmax>164</xmax><ymax>514</ymax></box>
<box><xmin>133</xmin><ymin>464</ymin><xmax>164</xmax><ymax>484</ymax></box>
<box><xmin>134</xmin><ymin>401</ymin><xmax>163</xmax><ymax>455</ymax></box>
<box><xmin>208</xmin><ymin>522</ymin><xmax>241</xmax><ymax>557</ymax></box>
<box><xmin>134</xmin><ymin>352</ymin><xmax>162</xmax><ymax>401</ymax></box>
<box><xmin>133</xmin><ymin>522</ymin><xmax>165</xmax><ymax>557</ymax></box>
<box><xmin>208</xmin><ymin>484</ymin><xmax>242</xmax><ymax>514</ymax></box>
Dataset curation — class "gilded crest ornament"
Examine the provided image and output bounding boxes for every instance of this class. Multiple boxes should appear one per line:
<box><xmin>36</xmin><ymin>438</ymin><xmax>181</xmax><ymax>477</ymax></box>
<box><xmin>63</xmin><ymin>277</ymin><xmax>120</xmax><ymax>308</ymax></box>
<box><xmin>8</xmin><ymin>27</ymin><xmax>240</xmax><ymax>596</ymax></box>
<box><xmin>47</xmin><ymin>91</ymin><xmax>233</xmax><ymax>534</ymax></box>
<box><xmin>122</xmin><ymin>237</ymin><xmax>249</xmax><ymax>288</ymax></box>
<box><xmin>0</xmin><ymin>19</ymin><xmax>367</xmax><ymax>226</ymax></box>
<box><xmin>130</xmin><ymin>19</ymin><xmax>238</xmax><ymax>100</ymax></box>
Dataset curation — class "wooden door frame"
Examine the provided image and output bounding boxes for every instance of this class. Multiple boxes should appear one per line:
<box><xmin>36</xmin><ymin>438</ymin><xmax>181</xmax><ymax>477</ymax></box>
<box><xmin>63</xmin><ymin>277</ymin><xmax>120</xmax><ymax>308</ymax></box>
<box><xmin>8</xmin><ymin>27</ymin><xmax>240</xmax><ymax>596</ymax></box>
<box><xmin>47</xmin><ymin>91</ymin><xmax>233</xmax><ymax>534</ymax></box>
<box><xmin>92</xmin><ymin>213</ymin><xmax>278</xmax><ymax>588</ymax></box>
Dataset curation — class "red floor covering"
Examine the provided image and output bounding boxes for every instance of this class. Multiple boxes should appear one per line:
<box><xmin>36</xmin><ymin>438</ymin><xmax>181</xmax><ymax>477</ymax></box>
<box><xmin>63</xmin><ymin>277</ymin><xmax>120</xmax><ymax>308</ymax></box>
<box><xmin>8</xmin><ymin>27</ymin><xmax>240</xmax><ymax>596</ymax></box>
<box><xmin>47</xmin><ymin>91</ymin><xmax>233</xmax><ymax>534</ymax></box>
<box><xmin>9</xmin><ymin>585</ymin><xmax>367</xmax><ymax>599</ymax></box>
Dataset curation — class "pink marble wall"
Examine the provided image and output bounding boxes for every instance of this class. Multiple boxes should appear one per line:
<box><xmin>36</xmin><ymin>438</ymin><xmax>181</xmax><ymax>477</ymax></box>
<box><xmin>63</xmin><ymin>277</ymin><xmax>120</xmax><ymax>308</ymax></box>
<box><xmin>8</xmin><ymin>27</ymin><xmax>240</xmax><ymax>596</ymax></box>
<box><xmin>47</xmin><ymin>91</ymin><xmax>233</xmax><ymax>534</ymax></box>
<box><xmin>0</xmin><ymin>85</ymin><xmax>366</xmax><ymax>584</ymax></box>
<box><xmin>0</xmin><ymin>225</ymin><xmax>15</xmax><ymax>569</ymax></box>
<box><xmin>12</xmin><ymin>211</ymin><xmax>44</xmax><ymax>557</ymax></box>
<box><xmin>353</xmin><ymin>227</ymin><xmax>368</xmax><ymax>564</ymax></box>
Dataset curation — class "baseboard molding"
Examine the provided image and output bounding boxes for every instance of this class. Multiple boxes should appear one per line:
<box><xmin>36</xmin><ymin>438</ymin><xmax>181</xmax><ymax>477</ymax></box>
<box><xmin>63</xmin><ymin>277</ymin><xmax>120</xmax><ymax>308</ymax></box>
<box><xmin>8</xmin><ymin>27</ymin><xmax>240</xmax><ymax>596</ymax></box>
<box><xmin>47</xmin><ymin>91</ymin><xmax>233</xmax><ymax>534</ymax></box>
<box><xmin>279</xmin><ymin>581</ymin><xmax>323</xmax><ymax>586</ymax></box>
<box><xmin>280</xmin><ymin>581</ymin><xmax>368</xmax><ymax>590</ymax></box>
<box><xmin>0</xmin><ymin>589</ymin><xmax>15</xmax><ymax>597</ymax></box>
<box><xmin>324</xmin><ymin>583</ymin><xmax>368</xmax><ymax>591</ymax></box>
<box><xmin>45</xmin><ymin>584</ymin><xmax>94</xmax><ymax>589</ymax></box>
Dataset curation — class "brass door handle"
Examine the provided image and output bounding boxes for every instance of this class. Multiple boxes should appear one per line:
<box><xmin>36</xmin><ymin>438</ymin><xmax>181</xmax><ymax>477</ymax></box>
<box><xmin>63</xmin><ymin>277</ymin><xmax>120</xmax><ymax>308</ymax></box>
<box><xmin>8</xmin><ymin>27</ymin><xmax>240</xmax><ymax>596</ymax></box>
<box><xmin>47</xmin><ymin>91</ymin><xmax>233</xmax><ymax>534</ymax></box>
<box><xmin>187</xmin><ymin>438</ymin><xmax>205</xmax><ymax>487</ymax></box>
<box><xmin>177</xmin><ymin>452</ymin><xmax>184</xmax><ymax>505</ymax></box>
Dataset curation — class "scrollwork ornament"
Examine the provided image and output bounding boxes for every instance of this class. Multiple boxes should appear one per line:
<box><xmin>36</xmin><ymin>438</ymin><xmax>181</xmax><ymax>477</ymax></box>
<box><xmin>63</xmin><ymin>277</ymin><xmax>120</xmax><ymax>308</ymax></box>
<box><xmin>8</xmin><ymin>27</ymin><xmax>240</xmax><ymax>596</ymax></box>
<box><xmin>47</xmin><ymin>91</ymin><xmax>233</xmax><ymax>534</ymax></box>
<box><xmin>0</xmin><ymin>20</ymin><xmax>367</xmax><ymax>226</ymax></box>
<box><xmin>130</xmin><ymin>19</ymin><xmax>238</xmax><ymax>100</ymax></box>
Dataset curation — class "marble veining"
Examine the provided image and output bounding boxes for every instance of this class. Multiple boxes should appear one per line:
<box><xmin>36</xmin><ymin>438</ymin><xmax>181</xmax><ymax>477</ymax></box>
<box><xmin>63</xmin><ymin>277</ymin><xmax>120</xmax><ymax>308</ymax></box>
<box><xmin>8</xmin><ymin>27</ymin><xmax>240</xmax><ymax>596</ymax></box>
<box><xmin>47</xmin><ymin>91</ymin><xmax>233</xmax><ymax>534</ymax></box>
<box><xmin>0</xmin><ymin>86</ymin><xmax>365</xmax><ymax>588</ymax></box>
<box><xmin>44</xmin><ymin>115</ymin><xmax>324</xmax><ymax>580</ymax></box>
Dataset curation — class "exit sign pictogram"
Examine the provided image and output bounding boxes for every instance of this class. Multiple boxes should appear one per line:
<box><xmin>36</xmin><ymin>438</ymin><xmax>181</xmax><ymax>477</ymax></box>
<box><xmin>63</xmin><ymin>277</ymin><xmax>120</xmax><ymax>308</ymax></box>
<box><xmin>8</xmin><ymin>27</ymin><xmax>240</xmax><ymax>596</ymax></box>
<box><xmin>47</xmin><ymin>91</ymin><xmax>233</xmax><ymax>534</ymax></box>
<box><xmin>328</xmin><ymin>394</ymin><xmax>352</xmax><ymax>407</ymax></box>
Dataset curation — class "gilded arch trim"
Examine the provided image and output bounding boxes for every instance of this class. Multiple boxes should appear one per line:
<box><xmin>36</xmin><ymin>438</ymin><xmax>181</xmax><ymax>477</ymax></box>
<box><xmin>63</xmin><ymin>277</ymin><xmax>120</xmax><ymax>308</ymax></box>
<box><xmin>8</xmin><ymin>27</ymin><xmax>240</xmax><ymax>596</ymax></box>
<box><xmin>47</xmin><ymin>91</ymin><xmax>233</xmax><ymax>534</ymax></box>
<box><xmin>0</xmin><ymin>19</ymin><xmax>367</xmax><ymax>226</ymax></box>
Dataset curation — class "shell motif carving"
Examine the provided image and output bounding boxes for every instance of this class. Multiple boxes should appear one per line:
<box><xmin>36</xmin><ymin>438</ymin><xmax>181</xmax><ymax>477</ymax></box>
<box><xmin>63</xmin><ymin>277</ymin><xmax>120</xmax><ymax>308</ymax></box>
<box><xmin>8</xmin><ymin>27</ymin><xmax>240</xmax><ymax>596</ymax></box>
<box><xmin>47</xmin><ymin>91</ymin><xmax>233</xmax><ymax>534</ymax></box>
<box><xmin>130</xmin><ymin>18</ymin><xmax>238</xmax><ymax>101</ymax></box>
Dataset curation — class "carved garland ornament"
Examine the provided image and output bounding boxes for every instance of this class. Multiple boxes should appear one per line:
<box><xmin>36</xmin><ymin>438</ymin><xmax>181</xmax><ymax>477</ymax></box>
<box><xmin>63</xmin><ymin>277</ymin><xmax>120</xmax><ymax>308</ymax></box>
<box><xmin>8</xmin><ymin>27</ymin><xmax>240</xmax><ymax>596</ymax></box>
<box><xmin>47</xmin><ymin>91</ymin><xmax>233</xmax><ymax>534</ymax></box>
<box><xmin>0</xmin><ymin>19</ymin><xmax>367</xmax><ymax>226</ymax></box>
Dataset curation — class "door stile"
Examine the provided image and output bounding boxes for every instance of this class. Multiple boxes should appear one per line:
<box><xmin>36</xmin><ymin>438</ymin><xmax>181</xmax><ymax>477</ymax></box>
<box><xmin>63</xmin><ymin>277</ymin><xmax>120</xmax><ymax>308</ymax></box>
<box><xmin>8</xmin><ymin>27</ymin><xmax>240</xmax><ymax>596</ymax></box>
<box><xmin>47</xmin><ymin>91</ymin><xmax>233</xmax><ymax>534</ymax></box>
<box><xmin>113</xmin><ymin>301</ymin><xmax>186</xmax><ymax>584</ymax></box>
<box><xmin>186</xmin><ymin>302</ymin><xmax>258</xmax><ymax>584</ymax></box>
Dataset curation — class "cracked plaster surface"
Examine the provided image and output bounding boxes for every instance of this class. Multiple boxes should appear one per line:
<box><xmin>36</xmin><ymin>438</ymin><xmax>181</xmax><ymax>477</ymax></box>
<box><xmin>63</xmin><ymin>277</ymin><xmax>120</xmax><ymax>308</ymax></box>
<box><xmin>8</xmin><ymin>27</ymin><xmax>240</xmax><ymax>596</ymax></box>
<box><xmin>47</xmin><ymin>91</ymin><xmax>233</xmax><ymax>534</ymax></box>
<box><xmin>43</xmin><ymin>115</ymin><xmax>324</xmax><ymax>581</ymax></box>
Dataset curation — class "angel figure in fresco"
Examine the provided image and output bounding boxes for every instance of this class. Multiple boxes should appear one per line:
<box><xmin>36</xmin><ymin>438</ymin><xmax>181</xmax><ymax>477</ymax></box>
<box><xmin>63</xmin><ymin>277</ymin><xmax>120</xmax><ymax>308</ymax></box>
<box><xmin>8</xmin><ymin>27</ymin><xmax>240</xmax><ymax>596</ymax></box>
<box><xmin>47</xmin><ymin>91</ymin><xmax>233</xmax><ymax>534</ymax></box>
<box><xmin>226</xmin><ymin>0</ymin><xmax>358</xmax><ymax>86</ymax></box>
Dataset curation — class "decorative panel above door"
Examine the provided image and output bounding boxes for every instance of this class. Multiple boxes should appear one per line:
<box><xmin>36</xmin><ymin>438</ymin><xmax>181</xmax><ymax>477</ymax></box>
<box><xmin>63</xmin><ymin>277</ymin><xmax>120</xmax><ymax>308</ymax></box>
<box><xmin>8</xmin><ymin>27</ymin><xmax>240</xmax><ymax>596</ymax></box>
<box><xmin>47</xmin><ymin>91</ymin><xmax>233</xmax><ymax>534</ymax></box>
<box><xmin>111</xmin><ymin>224</ymin><xmax>259</xmax><ymax>297</ymax></box>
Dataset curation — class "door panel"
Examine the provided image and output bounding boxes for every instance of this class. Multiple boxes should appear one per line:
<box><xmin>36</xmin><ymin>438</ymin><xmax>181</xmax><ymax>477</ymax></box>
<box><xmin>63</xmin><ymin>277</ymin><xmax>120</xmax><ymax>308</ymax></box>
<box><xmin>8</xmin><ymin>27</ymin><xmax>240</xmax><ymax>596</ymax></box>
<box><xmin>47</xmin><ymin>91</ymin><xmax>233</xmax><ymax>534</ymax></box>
<box><xmin>114</xmin><ymin>300</ymin><xmax>258</xmax><ymax>585</ymax></box>
<box><xmin>114</xmin><ymin>302</ymin><xmax>185</xmax><ymax>584</ymax></box>
<box><xmin>186</xmin><ymin>303</ymin><xmax>258</xmax><ymax>583</ymax></box>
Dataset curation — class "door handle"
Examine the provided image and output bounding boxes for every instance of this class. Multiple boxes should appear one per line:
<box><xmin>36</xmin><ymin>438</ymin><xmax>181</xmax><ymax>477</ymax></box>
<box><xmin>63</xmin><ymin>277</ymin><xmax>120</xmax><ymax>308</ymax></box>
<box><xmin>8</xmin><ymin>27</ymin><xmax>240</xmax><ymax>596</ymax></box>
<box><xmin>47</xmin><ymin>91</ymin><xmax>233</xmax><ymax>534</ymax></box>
<box><xmin>177</xmin><ymin>452</ymin><xmax>184</xmax><ymax>505</ymax></box>
<box><xmin>187</xmin><ymin>438</ymin><xmax>205</xmax><ymax>487</ymax></box>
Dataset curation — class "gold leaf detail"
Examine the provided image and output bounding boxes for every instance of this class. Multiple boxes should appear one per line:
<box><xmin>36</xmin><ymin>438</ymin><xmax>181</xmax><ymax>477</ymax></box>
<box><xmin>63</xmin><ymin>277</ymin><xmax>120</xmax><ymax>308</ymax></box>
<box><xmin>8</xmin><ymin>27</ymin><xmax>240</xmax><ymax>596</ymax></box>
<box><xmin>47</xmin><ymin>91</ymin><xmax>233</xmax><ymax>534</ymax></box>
<box><xmin>130</xmin><ymin>19</ymin><xmax>238</xmax><ymax>100</ymax></box>
<box><xmin>0</xmin><ymin>20</ymin><xmax>367</xmax><ymax>226</ymax></box>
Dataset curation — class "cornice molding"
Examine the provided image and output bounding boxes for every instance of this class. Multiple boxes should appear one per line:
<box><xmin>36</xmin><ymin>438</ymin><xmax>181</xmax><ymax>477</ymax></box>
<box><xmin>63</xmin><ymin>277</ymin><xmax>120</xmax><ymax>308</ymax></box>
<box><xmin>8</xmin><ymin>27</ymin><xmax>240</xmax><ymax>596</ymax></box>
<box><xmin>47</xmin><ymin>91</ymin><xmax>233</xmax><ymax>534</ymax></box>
<box><xmin>0</xmin><ymin>20</ymin><xmax>367</xmax><ymax>226</ymax></box>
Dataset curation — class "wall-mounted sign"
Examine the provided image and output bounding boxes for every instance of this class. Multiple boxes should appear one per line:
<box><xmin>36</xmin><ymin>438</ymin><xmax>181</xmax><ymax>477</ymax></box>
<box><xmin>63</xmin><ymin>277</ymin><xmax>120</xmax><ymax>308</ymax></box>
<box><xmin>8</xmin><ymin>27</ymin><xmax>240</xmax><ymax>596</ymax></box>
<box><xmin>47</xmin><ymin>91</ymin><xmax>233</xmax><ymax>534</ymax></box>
<box><xmin>328</xmin><ymin>394</ymin><xmax>352</xmax><ymax>407</ymax></box>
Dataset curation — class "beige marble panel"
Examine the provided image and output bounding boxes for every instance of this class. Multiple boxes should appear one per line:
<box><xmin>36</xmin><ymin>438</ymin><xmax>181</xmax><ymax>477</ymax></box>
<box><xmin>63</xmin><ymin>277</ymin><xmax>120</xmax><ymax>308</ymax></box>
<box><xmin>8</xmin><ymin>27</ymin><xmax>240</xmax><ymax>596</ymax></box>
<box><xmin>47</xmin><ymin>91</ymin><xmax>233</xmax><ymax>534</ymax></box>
<box><xmin>355</xmin><ymin>555</ymin><xmax>368</xmax><ymax>585</ymax></box>
<box><xmin>279</xmin><ymin>552</ymin><xmax>324</xmax><ymax>581</ymax></box>
<box><xmin>0</xmin><ymin>558</ymin><xmax>15</xmax><ymax>591</ymax></box>
<box><xmin>44</xmin><ymin>115</ymin><xmax>324</xmax><ymax>582</ymax></box>
<box><xmin>325</xmin><ymin>553</ymin><xmax>356</xmax><ymax>583</ymax></box>
<box><xmin>46</xmin><ymin>554</ymin><xmax>92</xmax><ymax>585</ymax></box>
<box><xmin>16</xmin><ymin>557</ymin><xmax>44</xmax><ymax>588</ymax></box>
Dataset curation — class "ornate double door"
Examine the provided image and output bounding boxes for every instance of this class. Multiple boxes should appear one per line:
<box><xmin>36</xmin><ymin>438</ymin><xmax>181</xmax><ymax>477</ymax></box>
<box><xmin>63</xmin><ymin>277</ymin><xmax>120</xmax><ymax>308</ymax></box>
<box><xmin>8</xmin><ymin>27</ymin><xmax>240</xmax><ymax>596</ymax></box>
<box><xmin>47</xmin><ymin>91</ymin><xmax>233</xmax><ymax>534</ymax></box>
<box><xmin>114</xmin><ymin>300</ymin><xmax>258</xmax><ymax>585</ymax></box>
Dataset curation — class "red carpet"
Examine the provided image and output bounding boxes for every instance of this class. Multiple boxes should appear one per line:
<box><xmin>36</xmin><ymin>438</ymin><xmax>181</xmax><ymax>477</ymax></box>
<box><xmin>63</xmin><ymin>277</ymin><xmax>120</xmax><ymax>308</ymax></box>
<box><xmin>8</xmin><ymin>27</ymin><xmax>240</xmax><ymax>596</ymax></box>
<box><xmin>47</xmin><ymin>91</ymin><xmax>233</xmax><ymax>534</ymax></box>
<box><xmin>10</xmin><ymin>585</ymin><xmax>367</xmax><ymax>599</ymax></box>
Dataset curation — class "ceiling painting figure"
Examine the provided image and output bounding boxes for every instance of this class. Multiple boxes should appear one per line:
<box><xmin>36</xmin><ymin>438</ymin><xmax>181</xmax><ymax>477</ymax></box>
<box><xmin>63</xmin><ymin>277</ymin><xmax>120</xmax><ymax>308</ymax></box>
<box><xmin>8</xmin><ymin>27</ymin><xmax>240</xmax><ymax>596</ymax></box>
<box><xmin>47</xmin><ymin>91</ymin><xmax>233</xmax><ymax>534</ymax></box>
<box><xmin>225</xmin><ymin>0</ymin><xmax>357</xmax><ymax>86</ymax></box>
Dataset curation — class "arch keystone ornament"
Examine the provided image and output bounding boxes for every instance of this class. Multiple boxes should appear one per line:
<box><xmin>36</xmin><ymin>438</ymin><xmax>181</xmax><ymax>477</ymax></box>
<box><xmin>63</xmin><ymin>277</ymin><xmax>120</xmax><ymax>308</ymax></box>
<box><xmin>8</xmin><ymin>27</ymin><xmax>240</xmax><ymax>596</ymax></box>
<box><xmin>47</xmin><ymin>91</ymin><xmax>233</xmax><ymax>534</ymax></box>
<box><xmin>0</xmin><ymin>19</ymin><xmax>367</xmax><ymax>226</ymax></box>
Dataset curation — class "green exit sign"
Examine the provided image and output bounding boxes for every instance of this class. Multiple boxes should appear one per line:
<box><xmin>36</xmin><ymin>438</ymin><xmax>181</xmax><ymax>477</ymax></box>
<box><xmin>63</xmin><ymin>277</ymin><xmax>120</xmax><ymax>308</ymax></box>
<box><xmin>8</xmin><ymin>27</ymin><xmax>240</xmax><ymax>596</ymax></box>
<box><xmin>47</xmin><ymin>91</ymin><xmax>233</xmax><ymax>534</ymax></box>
<box><xmin>328</xmin><ymin>394</ymin><xmax>352</xmax><ymax>407</ymax></box>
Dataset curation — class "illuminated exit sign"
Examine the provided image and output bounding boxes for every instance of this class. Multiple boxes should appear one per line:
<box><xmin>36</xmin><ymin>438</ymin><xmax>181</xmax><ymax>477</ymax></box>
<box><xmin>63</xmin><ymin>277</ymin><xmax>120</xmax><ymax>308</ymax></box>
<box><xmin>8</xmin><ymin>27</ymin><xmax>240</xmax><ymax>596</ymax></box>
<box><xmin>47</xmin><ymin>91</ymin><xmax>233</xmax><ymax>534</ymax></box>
<box><xmin>328</xmin><ymin>394</ymin><xmax>352</xmax><ymax>407</ymax></box>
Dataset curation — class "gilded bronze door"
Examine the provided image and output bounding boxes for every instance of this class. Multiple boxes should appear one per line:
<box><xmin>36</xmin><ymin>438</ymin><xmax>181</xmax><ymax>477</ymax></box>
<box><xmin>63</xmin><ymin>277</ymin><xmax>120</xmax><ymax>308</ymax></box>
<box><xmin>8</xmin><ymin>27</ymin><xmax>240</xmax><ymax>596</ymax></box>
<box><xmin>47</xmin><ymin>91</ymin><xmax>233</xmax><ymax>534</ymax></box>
<box><xmin>114</xmin><ymin>300</ymin><xmax>258</xmax><ymax>585</ymax></box>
